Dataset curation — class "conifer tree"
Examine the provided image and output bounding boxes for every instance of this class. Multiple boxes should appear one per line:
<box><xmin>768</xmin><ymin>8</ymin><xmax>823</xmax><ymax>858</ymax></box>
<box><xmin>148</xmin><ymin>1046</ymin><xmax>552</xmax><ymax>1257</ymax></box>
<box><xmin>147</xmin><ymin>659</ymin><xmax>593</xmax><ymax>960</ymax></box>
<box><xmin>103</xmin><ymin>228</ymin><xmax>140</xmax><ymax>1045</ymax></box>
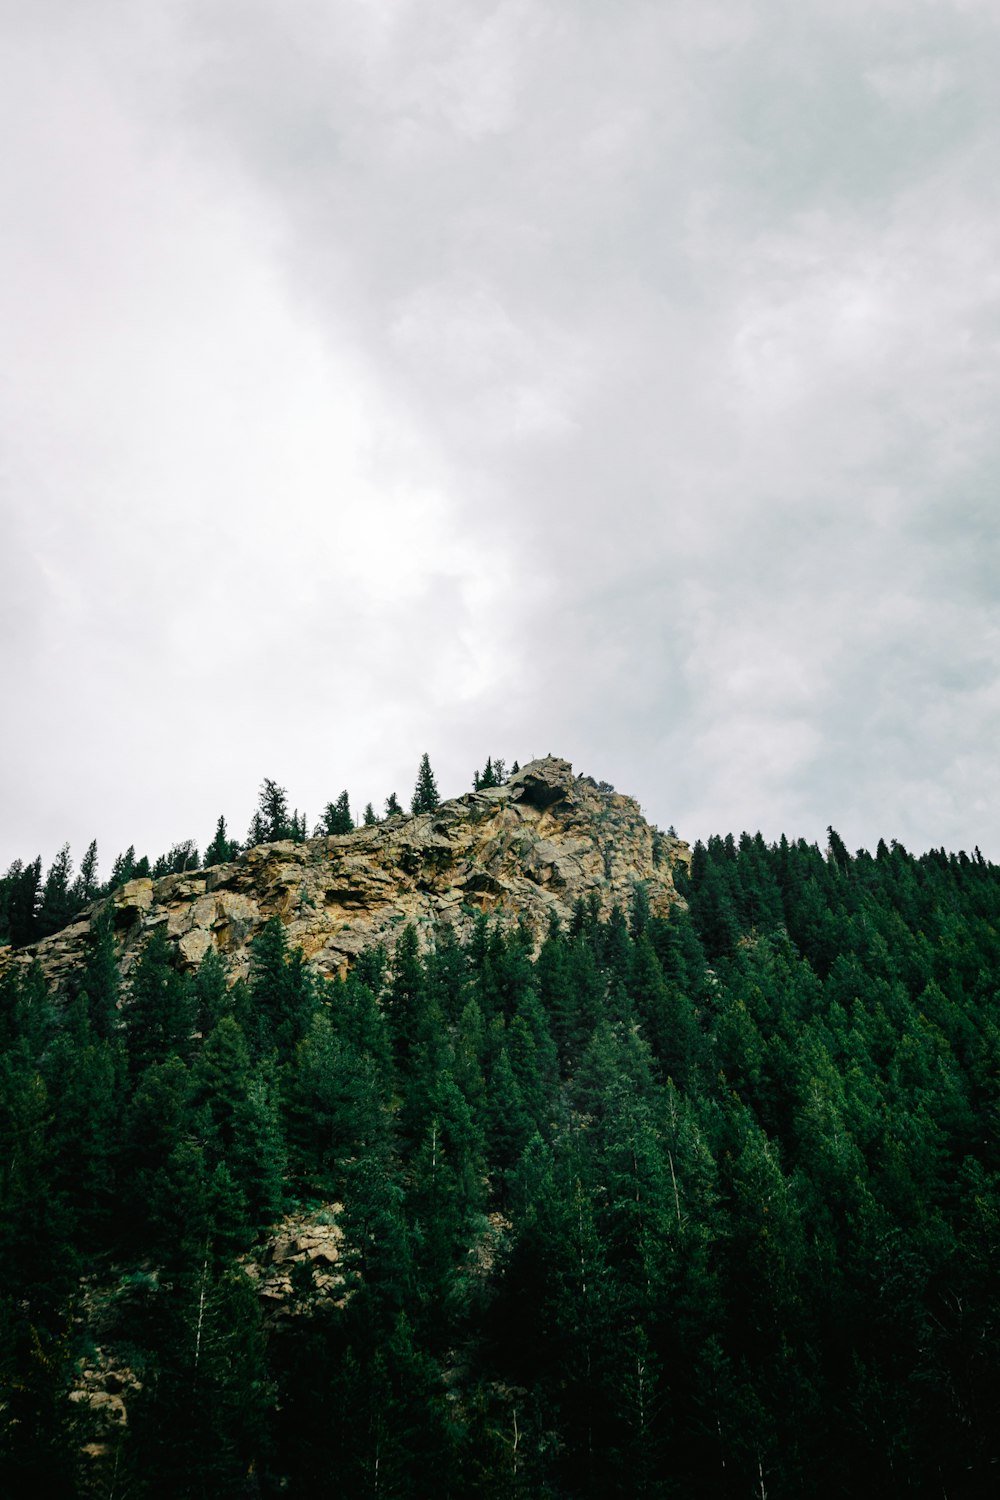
<box><xmin>474</xmin><ymin>757</ymin><xmax>497</xmax><ymax>790</ymax></box>
<box><xmin>108</xmin><ymin>845</ymin><xmax>137</xmax><ymax>891</ymax></box>
<box><xmin>4</xmin><ymin>857</ymin><xmax>41</xmax><ymax>947</ymax></box>
<box><xmin>125</xmin><ymin>926</ymin><xmax>194</xmax><ymax>1078</ymax></box>
<box><xmin>245</xmin><ymin>812</ymin><xmax>267</xmax><ymax>848</ymax></box>
<box><xmin>249</xmin><ymin>778</ymin><xmax>292</xmax><ymax>845</ymax></box>
<box><xmin>80</xmin><ymin>906</ymin><xmax>120</xmax><ymax>1041</ymax></box>
<box><xmin>245</xmin><ymin>915</ymin><xmax>317</xmax><ymax>1059</ymax></box>
<box><xmin>73</xmin><ymin>839</ymin><xmax>99</xmax><ymax>905</ymax></box>
<box><xmin>316</xmin><ymin>790</ymin><xmax>354</xmax><ymax>835</ymax></box>
<box><xmin>411</xmin><ymin>753</ymin><xmax>439</xmax><ymax>814</ymax></box>
<box><xmin>34</xmin><ymin>845</ymin><xmax>74</xmax><ymax>940</ymax></box>
<box><xmin>203</xmin><ymin>816</ymin><xmax>237</xmax><ymax>867</ymax></box>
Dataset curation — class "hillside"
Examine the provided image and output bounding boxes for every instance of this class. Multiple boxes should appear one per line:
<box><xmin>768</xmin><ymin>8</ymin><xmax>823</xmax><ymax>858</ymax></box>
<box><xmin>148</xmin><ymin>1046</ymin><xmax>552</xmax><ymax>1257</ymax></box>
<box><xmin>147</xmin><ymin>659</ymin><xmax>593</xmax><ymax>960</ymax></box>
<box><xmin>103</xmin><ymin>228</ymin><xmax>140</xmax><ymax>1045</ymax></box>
<box><xmin>2</xmin><ymin>771</ymin><xmax>1000</xmax><ymax>1498</ymax></box>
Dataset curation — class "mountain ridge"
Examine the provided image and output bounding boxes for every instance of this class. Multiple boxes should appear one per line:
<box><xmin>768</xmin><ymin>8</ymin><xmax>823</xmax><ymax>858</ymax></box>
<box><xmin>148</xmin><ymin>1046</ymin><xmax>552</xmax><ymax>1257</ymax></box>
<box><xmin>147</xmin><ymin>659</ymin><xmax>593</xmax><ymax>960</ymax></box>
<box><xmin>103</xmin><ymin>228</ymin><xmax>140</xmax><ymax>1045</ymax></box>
<box><xmin>2</xmin><ymin>756</ymin><xmax>688</xmax><ymax>990</ymax></box>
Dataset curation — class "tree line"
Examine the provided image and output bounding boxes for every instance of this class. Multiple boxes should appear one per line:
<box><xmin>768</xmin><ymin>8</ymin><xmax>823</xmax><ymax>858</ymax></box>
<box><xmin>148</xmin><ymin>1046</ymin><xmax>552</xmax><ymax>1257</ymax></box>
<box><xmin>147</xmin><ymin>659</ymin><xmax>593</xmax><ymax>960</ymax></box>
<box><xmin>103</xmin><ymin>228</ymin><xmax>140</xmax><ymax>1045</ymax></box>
<box><xmin>2</xmin><ymin>826</ymin><xmax>999</xmax><ymax>1494</ymax></box>
<box><xmin>1</xmin><ymin>753</ymin><xmax>517</xmax><ymax>950</ymax></box>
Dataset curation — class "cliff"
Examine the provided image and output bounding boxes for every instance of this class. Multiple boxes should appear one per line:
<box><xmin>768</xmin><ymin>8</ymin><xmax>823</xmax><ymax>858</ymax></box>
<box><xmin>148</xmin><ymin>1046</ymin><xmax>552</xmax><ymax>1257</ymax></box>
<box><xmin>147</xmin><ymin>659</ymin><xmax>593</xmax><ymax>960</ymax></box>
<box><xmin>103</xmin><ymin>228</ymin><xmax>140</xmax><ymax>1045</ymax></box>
<box><xmin>4</xmin><ymin>757</ymin><xmax>687</xmax><ymax>990</ymax></box>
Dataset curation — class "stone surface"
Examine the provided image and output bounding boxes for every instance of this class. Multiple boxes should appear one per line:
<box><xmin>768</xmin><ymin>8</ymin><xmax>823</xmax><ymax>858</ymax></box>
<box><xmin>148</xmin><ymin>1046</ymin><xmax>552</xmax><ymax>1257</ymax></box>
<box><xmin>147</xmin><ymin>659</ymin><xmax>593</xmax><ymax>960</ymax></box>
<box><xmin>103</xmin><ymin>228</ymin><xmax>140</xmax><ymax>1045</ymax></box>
<box><xmin>2</xmin><ymin>757</ymin><xmax>689</xmax><ymax>991</ymax></box>
<box><xmin>246</xmin><ymin>1206</ymin><xmax>346</xmax><ymax>1320</ymax></box>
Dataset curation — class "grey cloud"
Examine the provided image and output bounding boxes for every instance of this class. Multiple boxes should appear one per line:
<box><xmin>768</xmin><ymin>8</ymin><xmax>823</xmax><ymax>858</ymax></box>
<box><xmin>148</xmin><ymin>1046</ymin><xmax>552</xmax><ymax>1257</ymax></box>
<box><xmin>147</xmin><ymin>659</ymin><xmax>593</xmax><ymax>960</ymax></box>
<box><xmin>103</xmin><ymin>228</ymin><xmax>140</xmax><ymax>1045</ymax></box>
<box><xmin>2</xmin><ymin>0</ymin><xmax>1000</xmax><ymax>873</ymax></box>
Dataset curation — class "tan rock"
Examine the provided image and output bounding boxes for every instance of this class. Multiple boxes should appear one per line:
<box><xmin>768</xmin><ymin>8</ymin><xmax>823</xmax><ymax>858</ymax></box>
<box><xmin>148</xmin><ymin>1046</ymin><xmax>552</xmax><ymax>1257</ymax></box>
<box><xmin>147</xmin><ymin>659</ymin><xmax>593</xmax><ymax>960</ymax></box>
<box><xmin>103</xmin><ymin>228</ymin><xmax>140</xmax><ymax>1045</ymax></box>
<box><xmin>177</xmin><ymin>928</ymin><xmax>213</xmax><ymax>968</ymax></box>
<box><xmin>113</xmin><ymin>879</ymin><xmax>153</xmax><ymax>923</ymax></box>
<box><xmin>3</xmin><ymin>757</ymin><xmax>689</xmax><ymax>991</ymax></box>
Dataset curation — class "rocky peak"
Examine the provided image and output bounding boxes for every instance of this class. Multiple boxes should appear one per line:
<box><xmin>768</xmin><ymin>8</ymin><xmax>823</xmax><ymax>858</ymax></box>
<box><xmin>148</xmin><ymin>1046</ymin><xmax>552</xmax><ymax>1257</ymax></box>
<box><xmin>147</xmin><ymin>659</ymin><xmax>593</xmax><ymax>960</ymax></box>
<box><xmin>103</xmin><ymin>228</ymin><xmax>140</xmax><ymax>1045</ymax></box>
<box><xmin>5</xmin><ymin>757</ymin><xmax>688</xmax><ymax>988</ymax></box>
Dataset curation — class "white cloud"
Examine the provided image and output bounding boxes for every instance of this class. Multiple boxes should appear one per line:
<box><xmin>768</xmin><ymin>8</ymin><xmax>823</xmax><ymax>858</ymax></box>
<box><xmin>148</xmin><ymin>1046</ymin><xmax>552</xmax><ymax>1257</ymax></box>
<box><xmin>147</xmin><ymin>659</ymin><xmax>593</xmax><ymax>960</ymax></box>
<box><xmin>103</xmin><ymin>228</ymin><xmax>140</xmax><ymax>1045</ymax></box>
<box><xmin>3</xmin><ymin>0</ymin><xmax>1000</xmax><ymax>875</ymax></box>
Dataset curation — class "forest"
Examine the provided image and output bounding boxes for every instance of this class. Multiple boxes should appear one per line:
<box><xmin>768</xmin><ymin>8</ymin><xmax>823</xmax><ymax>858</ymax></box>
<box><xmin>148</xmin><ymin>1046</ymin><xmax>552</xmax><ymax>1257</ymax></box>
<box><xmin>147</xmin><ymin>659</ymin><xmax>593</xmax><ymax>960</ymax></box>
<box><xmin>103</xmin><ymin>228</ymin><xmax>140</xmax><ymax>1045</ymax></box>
<box><xmin>2</xmin><ymin>818</ymin><xmax>1000</xmax><ymax>1496</ymax></box>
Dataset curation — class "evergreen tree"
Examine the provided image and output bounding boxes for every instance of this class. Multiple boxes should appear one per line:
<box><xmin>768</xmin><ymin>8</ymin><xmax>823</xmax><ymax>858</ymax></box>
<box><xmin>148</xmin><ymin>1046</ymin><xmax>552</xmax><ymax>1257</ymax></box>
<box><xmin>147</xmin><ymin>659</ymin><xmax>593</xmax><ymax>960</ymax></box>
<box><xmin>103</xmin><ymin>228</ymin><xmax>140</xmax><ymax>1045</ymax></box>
<box><xmin>79</xmin><ymin>905</ymin><xmax>120</xmax><ymax>1041</ymax></box>
<box><xmin>4</xmin><ymin>857</ymin><xmax>41</xmax><ymax>947</ymax></box>
<box><xmin>72</xmin><ymin>839</ymin><xmax>99</xmax><ymax>905</ymax></box>
<box><xmin>316</xmin><ymin>790</ymin><xmax>354</xmax><ymax>835</ymax></box>
<box><xmin>34</xmin><ymin>845</ymin><xmax>74</xmax><ymax>940</ymax></box>
<box><xmin>249</xmin><ymin>778</ymin><xmax>293</xmax><ymax>844</ymax></box>
<box><xmin>125</xmin><ymin>926</ymin><xmax>195</xmax><ymax>1078</ymax></box>
<box><xmin>108</xmin><ymin>844</ymin><xmax>137</xmax><ymax>890</ymax></box>
<box><xmin>474</xmin><ymin>757</ymin><xmax>499</xmax><ymax>790</ymax></box>
<box><xmin>244</xmin><ymin>915</ymin><xmax>317</xmax><ymax>1060</ymax></box>
<box><xmin>193</xmin><ymin>945</ymin><xmax>231</xmax><ymax>1034</ymax></box>
<box><xmin>203</xmin><ymin>815</ymin><xmax>237</xmax><ymax>867</ymax></box>
<box><xmin>151</xmin><ymin>840</ymin><xmax>200</xmax><ymax>878</ymax></box>
<box><xmin>363</xmin><ymin>801</ymin><xmax>378</xmax><ymax>825</ymax></box>
<box><xmin>411</xmin><ymin>753</ymin><xmax>440</xmax><ymax>814</ymax></box>
<box><xmin>385</xmin><ymin>791</ymin><xmax>403</xmax><ymax>817</ymax></box>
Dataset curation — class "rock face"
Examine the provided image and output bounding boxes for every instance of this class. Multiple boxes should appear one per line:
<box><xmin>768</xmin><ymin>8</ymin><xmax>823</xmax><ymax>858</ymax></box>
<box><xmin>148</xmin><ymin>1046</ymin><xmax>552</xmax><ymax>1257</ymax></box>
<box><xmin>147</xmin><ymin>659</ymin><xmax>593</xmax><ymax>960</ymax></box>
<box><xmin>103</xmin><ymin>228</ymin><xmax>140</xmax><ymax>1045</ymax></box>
<box><xmin>4</xmin><ymin>757</ymin><xmax>688</xmax><ymax>989</ymax></box>
<box><xmin>246</xmin><ymin>1205</ymin><xmax>346</xmax><ymax>1322</ymax></box>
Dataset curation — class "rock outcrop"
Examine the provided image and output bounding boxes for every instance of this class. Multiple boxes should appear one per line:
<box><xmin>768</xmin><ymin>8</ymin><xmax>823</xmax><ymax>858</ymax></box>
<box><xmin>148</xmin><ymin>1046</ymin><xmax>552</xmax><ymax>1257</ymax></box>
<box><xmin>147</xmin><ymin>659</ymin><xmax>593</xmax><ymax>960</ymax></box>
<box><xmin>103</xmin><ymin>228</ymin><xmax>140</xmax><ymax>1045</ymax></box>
<box><xmin>245</xmin><ymin>1206</ymin><xmax>346</xmax><ymax>1323</ymax></box>
<box><xmin>3</xmin><ymin>757</ymin><xmax>688</xmax><ymax>990</ymax></box>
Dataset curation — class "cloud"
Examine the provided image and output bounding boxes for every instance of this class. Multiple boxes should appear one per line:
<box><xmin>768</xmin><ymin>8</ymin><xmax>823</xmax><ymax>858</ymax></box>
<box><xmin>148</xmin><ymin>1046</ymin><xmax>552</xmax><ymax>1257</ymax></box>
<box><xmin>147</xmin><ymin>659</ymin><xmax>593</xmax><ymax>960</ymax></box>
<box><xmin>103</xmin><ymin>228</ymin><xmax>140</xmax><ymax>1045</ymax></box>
<box><xmin>2</xmin><ymin>0</ymin><xmax>1000</xmax><ymax>876</ymax></box>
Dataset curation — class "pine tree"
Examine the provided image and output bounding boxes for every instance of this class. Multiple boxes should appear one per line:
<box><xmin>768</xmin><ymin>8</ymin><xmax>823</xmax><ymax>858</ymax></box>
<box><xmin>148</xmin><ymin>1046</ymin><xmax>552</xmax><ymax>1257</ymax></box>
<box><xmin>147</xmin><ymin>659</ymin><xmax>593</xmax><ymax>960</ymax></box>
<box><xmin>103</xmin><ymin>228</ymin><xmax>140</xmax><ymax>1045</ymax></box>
<box><xmin>34</xmin><ymin>845</ymin><xmax>74</xmax><ymax>940</ymax></box>
<box><xmin>385</xmin><ymin>792</ymin><xmax>403</xmax><ymax>818</ymax></box>
<box><xmin>4</xmin><ymin>857</ymin><xmax>41</xmax><ymax>947</ymax></box>
<box><xmin>474</xmin><ymin>757</ymin><xmax>497</xmax><ymax>790</ymax></box>
<box><xmin>125</xmin><ymin>926</ymin><xmax>195</xmax><ymax>1078</ymax></box>
<box><xmin>316</xmin><ymin>790</ymin><xmax>354</xmax><ymax>835</ymax></box>
<box><xmin>108</xmin><ymin>845</ymin><xmax>137</xmax><ymax>890</ymax></box>
<box><xmin>245</xmin><ymin>915</ymin><xmax>317</xmax><ymax>1059</ymax></box>
<box><xmin>151</xmin><ymin>840</ymin><xmax>199</xmax><ymax>878</ymax></box>
<box><xmin>80</xmin><ymin>906</ymin><xmax>120</xmax><ymax>1041</ymax></box>
<box><xmin>249</xmin><ymin>778</ymin><xmax>292</xmax><ymax>844</ymax></box>
<box><xmin>203</xmin><ymin>816</ymin><xmax>237</xmax><ymax>867</ymax></box>
<box><xmin>193</xmin><ymin>945</ymin><xmax>231</xmax><ymax>1034</ymax></box>
<box><xmin>72</xmin><ymin>840</ymin><xmax>99</xmax><ymax>905</ymax></box>
<box><xmin>411</xmin><ymin>753</ymin><xmax>440</xmax><ymax>814</ymax></box>
<box><xmin>363</xmin><ymin>801</ymin><xmax>378</xmax><ymax>826</ymax></box>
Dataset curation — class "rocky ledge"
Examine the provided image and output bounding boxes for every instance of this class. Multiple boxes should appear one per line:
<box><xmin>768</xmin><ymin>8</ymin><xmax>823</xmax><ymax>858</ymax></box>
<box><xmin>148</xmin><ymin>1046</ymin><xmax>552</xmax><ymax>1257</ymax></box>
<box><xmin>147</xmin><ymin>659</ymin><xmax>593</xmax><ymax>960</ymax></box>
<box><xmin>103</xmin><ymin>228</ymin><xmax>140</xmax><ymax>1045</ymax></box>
<box><xmin>4</xmin><ymin>757</ymin><xmax>688</xmax><ymax>988</ymax></box>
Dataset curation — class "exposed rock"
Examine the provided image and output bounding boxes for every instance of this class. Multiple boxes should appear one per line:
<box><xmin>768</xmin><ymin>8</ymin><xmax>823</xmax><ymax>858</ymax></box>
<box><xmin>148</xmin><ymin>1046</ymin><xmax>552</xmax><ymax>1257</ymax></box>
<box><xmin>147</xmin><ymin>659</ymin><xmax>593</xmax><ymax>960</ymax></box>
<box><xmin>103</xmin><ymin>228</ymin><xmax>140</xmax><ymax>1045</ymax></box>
<box><xmin>3</xmin><ymin>757</ymin><xmax>689</xmax><ymax>990</ymax></box>
<box><xmin>112</xmin><ymin>878</ymin><xmax>154</xmax><ymax>925</ymax></box>
<box><xmin>246</xmin><ymin>1206</ymin><xmax>346</xmax><ymax>1321</ymax></box>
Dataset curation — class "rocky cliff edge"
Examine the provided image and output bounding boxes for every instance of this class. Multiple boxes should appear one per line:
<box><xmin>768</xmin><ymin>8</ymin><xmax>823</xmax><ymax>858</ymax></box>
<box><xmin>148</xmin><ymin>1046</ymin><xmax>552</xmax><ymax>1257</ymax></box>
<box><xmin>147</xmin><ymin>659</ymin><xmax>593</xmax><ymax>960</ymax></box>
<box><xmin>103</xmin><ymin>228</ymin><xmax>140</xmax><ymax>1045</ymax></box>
<box><xmin>6</xmin><ymin>757</ymin><xmax>688</xmax><ymax>988</ymax></box>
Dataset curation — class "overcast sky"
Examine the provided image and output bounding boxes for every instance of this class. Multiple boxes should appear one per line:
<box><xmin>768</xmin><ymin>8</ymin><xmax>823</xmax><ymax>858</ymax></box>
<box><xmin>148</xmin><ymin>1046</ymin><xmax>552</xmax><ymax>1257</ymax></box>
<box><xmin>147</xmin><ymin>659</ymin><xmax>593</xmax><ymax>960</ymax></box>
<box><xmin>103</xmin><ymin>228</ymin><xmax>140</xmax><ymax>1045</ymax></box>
<box><xmin>3</xmin><ymin>0</ymin><xmax>1000</xmax><ymax>878</ymax></box>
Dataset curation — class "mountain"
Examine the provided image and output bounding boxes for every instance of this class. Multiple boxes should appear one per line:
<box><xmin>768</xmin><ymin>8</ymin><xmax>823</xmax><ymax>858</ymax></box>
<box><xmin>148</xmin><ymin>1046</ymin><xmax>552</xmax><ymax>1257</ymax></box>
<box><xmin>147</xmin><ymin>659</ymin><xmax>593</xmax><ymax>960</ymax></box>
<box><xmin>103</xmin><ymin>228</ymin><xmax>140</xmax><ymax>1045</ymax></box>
<box><xmin>2</xmin><ymin>756</ymin><xmax>688</xmax><ymax>991</ymax></box>
<box><xmin>3</xmin><ymin>762</ymin><xmax>1000</xmax><ymax>1497</ymax></box>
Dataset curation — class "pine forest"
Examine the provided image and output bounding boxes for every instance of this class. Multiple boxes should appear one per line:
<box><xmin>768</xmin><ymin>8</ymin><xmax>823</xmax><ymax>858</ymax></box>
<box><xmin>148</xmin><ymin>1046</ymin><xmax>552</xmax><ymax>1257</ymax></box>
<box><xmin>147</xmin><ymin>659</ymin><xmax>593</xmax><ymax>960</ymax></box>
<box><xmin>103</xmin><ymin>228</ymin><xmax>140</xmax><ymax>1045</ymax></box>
<box><xmin>2</xmin><ymin>767</ymin><xmax>1000</xmax><ymax>1497</ymax></box>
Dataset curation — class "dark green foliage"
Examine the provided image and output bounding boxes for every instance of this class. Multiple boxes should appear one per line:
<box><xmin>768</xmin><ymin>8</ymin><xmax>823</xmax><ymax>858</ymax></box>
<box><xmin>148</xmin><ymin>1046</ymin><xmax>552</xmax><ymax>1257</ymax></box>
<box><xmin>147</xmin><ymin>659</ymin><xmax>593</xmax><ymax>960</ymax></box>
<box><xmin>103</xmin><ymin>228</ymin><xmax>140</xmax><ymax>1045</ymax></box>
<box><xmin>5</xmin><ymin>824</ymin><xmax>1000</xmax><ymax>1495</ymax></box>
<box><xmin>242</xmin><ymin>915</ymin><xmax>318</xmax><ymax>1060</ymax></box>
<box><xmin>125</xmin><ymin>926</ymin><xmax>195</xmax><ymax>1077</ymax></box>
<box><xmin>411</xmin><ymin>752</ymin><xmax>440</xmax><ymax>814</ymax></box>
<box><xmin>315</xmin><ymin>790</ymin><xmax>354</xmax><ymax>835</ymax></box>
<box><xmin>35</xmin><ymin>845</ymin><xmax>75</xmax><ymax>940</ymax></box>
<box><xmin>2</xmin><ymin>856</ymin><xmax>41</xmax><ymax>947</ymax></box>
<box><xmin>80</xmin><ymin>905</ymin><xmax>120</xmax><ymax>1039</ymax></box>
<box><xmin>151</xmin><ymin>839</ymin><xmax>200</xmax><ymax>878</ymax></box>
<box><xmin>73</xmin><ymin>838</ymin><xmax>99</xmax><ymax>904</ymax></box>
<box><xmin>108</xmin><ymin>844</ymin><xmax>138</xmax><ymax>890</ymax></box>
<box><xmin>248</xmin><ymin>777</ymin><xmax>293</xmax><ymax>846</ymax></box>
<box><xmin>473</xmin><ymin>756</ymin><xmax>507</xmax><ymax>790</ymax></box>
<box><xmin>204</xmin><ymin>814</ymin><xmax>239</xmax><ymax>867</ymax></box>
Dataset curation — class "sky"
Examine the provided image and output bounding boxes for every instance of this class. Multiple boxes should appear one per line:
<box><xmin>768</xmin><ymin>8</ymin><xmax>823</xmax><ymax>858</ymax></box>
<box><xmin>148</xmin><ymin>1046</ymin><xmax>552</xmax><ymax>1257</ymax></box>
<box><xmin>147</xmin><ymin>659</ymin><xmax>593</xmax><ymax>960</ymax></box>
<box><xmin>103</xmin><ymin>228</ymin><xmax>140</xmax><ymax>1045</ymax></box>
<box><xmin>3</xmin><ymin>0</ymin><xmax>1000</xmax><ymax>878</ymax></box>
